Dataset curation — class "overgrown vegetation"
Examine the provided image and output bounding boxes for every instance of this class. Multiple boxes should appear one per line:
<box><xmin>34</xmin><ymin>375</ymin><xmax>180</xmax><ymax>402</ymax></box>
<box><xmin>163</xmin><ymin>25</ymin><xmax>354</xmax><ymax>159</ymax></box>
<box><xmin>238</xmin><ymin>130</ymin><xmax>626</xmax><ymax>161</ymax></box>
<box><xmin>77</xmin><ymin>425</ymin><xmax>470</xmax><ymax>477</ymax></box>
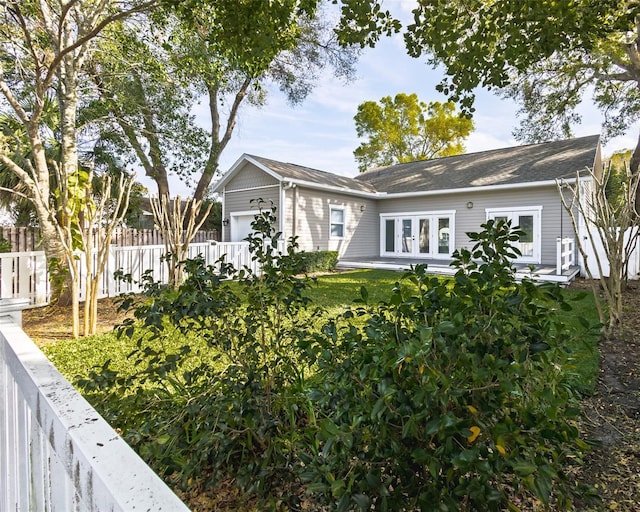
<box><xmin>47</xmin><ymin>208</ymin><xmax>599</xmax><ymax>510</ymax></box>
<box><xmin>298</xmin><ymin>222</ymin><xmax>595</xmax><ymax>510</ymax></box>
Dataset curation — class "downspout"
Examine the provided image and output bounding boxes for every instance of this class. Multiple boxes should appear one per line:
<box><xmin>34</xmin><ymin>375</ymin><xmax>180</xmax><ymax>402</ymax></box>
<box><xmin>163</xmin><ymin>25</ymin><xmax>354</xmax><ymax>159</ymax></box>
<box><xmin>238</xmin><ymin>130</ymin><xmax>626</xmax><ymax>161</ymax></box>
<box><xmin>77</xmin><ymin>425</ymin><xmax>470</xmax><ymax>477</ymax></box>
<box><xmin>282</xmin><ymin>181</ymin><xmax>297</xmax><ymax>241</ymax></box>
<box><xmin>292</xmin><ymin>185</ymin><xmax>297</xmax><ymax>238</ymax></box>
<box><xmin>222</xmin><ymin>186</ymin><xmax>226</xmax><ymax>241</ymax></box>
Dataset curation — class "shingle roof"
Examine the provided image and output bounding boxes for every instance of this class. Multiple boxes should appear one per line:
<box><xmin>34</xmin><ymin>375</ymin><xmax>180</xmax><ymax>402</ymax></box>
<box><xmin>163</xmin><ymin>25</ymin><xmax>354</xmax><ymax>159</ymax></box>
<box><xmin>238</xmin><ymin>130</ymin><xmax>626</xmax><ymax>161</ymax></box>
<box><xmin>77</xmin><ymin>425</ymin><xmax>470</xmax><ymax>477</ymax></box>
<box><xmin>249</xmin><ymin>155</ymin><xmax>377</xmax><ymax>194</ymax></box>
<box><xmin>355</xmin><ymin>135</ymin><xmax>600</xmax><ymax>194</ymax></box>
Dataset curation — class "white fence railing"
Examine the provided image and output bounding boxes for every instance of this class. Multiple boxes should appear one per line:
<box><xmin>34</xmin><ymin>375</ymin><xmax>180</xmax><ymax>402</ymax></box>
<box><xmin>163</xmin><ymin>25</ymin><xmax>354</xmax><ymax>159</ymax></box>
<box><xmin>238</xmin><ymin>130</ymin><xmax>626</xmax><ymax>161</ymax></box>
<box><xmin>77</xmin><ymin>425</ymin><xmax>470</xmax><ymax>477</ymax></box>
<box><xmin>0</xmin><ymin>241</ymin><xmax>284</xmax><ymax>306</ymax></box>
<box><xmin>0</xmin><ymin>309</ymin><xmax>189</xmax><ymax>511</ymax></box>
<box><xmin>556</xmin><ymin>237</ymin><xmax>576</xmax><ymax>275</ymax></box>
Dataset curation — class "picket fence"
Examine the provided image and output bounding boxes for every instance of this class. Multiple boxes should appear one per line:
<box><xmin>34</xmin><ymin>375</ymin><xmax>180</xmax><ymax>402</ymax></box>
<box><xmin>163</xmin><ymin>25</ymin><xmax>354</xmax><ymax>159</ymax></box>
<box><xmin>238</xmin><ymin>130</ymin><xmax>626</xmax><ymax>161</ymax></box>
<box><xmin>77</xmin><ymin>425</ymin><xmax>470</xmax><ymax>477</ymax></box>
<box><xmin>0</xmin><ymin>308</ymin><xmax>190</xmax><ymax>511</ymax></box>
<box><xmin>0</xmin><ymin>227</ymin><xmax>219</xmax><ymax>252</ymax></box>
<box><xmin>0</xmin><ymin>242</ymin><xmax>260</xmax><ymax>306</ymax></box>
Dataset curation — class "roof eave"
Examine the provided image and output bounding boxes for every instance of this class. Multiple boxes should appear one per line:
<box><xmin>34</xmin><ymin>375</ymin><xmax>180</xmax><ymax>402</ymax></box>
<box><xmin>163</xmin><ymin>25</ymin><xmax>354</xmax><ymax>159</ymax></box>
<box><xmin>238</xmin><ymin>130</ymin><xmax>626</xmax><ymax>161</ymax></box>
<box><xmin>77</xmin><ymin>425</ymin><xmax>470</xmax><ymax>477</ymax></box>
<box><xmin>375</xmin><ymin>175</ymin><xmax>591</xmax><ymax>199</ymax></box>
<box><xmin>286</xmin><ymin>178</ymin><xmax>379</xmax><ymax>198</ymax></box>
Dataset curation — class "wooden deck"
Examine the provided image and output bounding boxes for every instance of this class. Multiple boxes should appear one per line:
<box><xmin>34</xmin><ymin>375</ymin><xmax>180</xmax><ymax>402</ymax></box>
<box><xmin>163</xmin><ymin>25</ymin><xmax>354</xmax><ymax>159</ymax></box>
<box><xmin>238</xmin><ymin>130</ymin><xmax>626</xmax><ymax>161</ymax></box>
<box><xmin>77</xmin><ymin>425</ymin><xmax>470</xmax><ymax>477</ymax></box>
<box><xmin>337</xmin><ymin>257</ymin><xmax>581</xmax><ymax>284</ymax></box>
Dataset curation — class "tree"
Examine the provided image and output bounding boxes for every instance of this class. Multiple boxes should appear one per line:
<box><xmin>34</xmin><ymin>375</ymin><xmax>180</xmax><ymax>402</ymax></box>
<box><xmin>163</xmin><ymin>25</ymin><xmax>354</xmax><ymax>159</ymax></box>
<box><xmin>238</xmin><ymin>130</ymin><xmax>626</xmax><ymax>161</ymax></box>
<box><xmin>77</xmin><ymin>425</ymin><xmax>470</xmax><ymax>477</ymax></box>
<box><xmin>560</xmin><ymin>162</ymin><xmax>640</xmax><ymax>333</ymax></box>
<box><xmin>353</xmin><ymin>93</ymin><xmax>473</xmax><ymax>171</ymax></box>
<box><xmin>0</xmin><ymin>0</ymin><xmax>156</xmax><ymax>335</ymax></box>
<box><xmin>335</xmin><ymin>1</ymin><xmax>639</xmax><ymax>166</ymax></box>
<box><xmin>88</xmin><ymin>0</ymin><xmax>357</xmax><ymax>284</ymax></box>
<box><xmin>80</xmin><ymin>171</ymin><xmax>133</xmax><ymax>336</ymax></box>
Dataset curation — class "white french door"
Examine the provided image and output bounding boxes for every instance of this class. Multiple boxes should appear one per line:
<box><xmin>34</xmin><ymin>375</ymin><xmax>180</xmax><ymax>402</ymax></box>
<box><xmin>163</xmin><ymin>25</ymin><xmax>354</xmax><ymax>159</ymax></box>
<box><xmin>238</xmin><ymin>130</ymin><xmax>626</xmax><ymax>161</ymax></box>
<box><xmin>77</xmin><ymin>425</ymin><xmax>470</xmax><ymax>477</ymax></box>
<box><xmin>486</xmin><ymin>207</ymin><xmax>542</xmax><ymax>263</ymax></box>
<box><xmin>381</xmin><ymin>212</ymin><xmax>454</xmax><ymax>258</ymax></box>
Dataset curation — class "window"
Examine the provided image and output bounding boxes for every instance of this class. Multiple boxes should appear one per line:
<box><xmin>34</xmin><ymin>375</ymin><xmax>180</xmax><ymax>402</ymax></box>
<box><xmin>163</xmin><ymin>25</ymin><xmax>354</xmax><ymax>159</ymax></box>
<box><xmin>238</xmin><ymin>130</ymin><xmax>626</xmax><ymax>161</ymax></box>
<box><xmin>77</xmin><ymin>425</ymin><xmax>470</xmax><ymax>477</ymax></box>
<box><xmin>330</xmin><ymin>207</ymin><xmax>345</xmax><ymax>239</ymax></box>
<box><xmin>438</xmin><ymin>217</ymin><xmax>450</xmax><ymax>254</ymax></box>
<box><xmin>380</xmin><ymin>211</ymin><xmax>455</xmax><ymax>257</ymax></box>
<box><xmin>385</xmin><ymin>219</ymin><xmax>395</xmax><ymax>252</ymax></box>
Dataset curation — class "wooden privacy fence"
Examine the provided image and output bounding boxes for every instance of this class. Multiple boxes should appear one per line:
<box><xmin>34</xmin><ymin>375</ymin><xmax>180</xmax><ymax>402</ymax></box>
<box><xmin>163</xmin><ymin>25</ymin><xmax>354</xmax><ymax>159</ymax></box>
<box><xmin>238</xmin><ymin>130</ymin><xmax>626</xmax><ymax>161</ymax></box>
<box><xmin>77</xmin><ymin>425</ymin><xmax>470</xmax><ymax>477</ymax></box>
<box><xmin>0</xmin><ymin>241</ymin><xmax>275</xmax><ymax>306</ymax></box>
<box><xmin>0</xmin><ymin>227</ymin><xmax>219</xmax><ymax>252</ymax></box>
<box><xmin>0</xmin><ymin>305</ymin><xmax>190</xmax><ymax>511</ymax></box>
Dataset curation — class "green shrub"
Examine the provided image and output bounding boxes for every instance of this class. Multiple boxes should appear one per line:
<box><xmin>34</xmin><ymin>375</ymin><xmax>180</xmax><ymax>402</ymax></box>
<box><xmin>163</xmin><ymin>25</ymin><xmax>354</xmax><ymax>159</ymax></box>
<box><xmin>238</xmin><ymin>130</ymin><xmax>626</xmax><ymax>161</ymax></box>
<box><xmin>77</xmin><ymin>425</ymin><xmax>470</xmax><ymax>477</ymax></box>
<box><xmin>86</xmin><ymin>199</ymin><xmax>318</xmax><ymax>500</ymax></box>
<box><xmin>298</xmin><ymin>220</ymin><xmax>595</xmax><ymax>511</ymax></box>
<box><xmin>74</xmin><ymin>217</ymin><xmax>597</xmax><ymax>510</ymax></box>
<box><xmin>300</xmin><ymin>250</ymin><xmax>338</xmax><ymax>273</ymax></box>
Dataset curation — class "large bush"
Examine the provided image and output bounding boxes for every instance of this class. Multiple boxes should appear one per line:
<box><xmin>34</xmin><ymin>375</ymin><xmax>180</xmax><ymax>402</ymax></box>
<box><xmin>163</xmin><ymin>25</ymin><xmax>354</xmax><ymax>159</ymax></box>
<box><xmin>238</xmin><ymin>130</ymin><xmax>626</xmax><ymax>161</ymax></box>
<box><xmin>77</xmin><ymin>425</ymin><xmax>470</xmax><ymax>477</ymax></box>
<box><xmin>78</xmin><ymin>215</ymin><xmax>594</xmax><ymax>510</ymax></box>
<box><xmin>299</xmin><ymin>220</ymin><xmax>592</xmax><ymax>510</ymax></box>
<box><xmin>84</xmin><ymin>200</ymin><xmax>317</xmax><ymax>500</ymax></box>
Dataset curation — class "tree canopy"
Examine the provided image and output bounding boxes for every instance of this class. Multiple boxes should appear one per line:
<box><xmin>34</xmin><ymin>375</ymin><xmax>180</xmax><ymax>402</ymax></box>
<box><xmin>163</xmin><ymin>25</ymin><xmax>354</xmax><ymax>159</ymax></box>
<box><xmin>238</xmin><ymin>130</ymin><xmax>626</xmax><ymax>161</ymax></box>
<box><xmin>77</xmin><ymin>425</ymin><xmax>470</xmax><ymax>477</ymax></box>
<box><xmin>89</xmin><ymin>1</ymin><xmax>356</xmax><ymax>202</ymax></box>
<box><xmin>335</xmin><ymin>2</ymin><xmax>639</xmax><ymax>146</ymax></box>
<box><xmin>353</xmin><ymin>93</ymin><xmax>473</xmax><ymax>171</ymax></box>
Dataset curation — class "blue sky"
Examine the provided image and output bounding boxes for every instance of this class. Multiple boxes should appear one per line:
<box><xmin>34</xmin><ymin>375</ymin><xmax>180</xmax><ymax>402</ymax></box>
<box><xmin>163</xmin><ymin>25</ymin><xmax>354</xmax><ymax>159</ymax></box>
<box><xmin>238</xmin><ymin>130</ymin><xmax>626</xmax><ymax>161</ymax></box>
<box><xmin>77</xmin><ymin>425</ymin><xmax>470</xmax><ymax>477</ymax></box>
<box><xmin>180</xmin><ymin>7</ymin><xmax>639</xmax><ymax>197</ymax></box>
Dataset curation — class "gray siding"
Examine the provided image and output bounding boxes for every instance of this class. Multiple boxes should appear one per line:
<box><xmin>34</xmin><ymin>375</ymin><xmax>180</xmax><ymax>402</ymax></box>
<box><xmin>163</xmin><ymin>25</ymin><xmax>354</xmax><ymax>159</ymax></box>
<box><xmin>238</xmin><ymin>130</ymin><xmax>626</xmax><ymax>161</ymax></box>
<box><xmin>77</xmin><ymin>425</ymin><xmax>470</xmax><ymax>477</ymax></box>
<box><xmin>223</xmin><ymin>187</ymin><xmax>280</xmax><ymax>241</ymax></box>
<box><xmin>287</xmin><ymin>187</ymin><xmax>378</xmax><ymax>258</ymax></box>
<box><xmin>226</xmin><ymin>162</ymin><xmax>279</xmax><ymax>191</ymax></box>
<box><xmin>377</xmin><ymin>184</ymin><xmax>571</xmax><ymax>265</ymax></box>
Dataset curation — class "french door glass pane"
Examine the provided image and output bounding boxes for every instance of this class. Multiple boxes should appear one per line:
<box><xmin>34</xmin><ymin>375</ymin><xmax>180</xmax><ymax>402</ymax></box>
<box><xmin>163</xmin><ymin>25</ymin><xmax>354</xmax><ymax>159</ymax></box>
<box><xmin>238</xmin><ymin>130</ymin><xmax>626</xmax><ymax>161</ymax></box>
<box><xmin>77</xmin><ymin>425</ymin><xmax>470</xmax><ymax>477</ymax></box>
<box><xmin>402</xmin><ymin>219</ymin><xmax>412</xmax><ymax>253</ymax></box>
<box><xmin>385</xmin><ymin>219</ymin><xmax>395</xmax><ymax>252</ymax></box>
<box><xmin>517</xmin><ymin>215</ymin><xmax>534</xmax><ymax>256</ymax></box>
<box><xmin>438</xmin><ymin>218</ymin><xmax>450</xmax><ymax>254</ymax></box>
<box><xmin>419</xmin><ymin>219</ymin><xmax>429</xmax><ymax>253</ymax></box>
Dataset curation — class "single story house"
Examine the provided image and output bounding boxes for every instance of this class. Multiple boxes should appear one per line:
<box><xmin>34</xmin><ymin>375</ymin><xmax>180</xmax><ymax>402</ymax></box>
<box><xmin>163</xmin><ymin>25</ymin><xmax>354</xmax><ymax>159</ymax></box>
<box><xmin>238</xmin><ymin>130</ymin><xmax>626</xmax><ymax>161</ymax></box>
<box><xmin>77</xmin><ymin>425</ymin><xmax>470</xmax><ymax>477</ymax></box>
<box><xmin>212</xmin><ymin>135</ymin><xmax>603</xmax><ymax>283</ymax></box>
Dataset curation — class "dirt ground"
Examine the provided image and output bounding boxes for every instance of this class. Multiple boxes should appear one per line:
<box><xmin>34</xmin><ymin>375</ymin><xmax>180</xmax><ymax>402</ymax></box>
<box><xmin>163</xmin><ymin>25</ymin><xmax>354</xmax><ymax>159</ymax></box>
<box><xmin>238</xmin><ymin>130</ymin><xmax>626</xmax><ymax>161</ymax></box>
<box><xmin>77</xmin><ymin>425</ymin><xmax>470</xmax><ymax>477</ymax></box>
<box><xmin>572</xmin><ymin>281</ymin><xmax>640</xmax><ymax>510</ymax></box>
<box><xmin>22</xmin><ymin>280</ymin><xmax>640</xmax><ymax>511</ymax></box>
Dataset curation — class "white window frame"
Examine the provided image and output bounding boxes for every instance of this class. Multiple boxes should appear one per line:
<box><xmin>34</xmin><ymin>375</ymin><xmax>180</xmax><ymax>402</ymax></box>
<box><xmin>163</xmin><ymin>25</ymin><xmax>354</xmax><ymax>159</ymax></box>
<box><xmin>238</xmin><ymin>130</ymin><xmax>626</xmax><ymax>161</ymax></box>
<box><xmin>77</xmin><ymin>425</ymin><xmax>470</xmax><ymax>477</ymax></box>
<box><xmin>379</xmin><ymin>210</ymin><xmax>456</xmax><ymax>258</ymax></box>
<box><xmin>329</xmin><ymin>205</ymin><xmax>346</xmax><ymax>240</ymax></box>
<box><xmin>485</xmin><ymin>206</ymin><xmax>543</xmax><ymax>264</ymax></box>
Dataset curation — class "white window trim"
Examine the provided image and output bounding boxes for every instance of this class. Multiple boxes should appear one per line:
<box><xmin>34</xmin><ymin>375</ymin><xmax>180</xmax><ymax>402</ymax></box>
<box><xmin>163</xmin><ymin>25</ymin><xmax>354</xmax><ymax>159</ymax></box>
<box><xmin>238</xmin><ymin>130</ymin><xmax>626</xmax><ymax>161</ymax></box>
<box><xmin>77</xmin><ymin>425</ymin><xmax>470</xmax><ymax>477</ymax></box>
<box><xmin>329</xmin><ymin>205</ymin><xmax>346</xmax><ymax>240</ymax></box>
<box><xmin>484</xmin><ymin>206</ymin><xmax>543</xmax><ymax>215</ymax></box>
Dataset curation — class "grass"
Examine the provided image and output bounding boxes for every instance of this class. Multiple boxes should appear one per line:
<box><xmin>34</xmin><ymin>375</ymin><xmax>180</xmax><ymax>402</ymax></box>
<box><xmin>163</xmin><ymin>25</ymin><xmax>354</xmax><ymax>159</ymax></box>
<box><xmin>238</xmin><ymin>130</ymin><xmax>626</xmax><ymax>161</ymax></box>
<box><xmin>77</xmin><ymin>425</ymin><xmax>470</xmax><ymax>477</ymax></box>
<box><xmin>43</xmin><ymin>269</ymin><xmax>408</xmax><ymax>384</ymax></box>
<box><xmin>43</xmin><ymin>269</ymin><xmax>601</xmax><ymax>394</ymax></box>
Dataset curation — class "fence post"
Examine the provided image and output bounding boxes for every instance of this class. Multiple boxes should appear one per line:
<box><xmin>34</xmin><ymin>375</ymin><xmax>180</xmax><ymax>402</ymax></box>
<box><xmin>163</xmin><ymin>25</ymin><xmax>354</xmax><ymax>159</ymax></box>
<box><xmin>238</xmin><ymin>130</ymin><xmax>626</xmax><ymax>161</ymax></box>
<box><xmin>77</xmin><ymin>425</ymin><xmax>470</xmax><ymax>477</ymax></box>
<box><xmin>106</xmin><ymin>246</ymin><xmax>118</xmax><ymax>297</ymax></box>
<box><xmin>33</xmin><ymin>253</ymin><xmax>48</xmax><ymax>305</ymax></box>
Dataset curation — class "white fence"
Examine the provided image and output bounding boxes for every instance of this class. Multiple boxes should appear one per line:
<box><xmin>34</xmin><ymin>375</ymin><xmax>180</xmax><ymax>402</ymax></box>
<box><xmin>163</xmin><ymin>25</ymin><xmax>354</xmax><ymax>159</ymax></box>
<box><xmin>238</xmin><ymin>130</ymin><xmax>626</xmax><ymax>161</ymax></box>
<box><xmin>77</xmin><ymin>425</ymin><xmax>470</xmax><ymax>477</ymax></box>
<box><xmin>0</xmin><ymin>241</ymin><xmax>269</xmax><ymax>306</ymax></box>
<box><xmin>0</xmin><ymin>309</ymin><xmax>189</xmax><ymax>511</ymax></box>
<box><xmin>556</xmin><ymin>237</ymin><xmax>576</xmax><ymax>275</ymax></box>
<box><xmin>581</xmin><ymin>227</ymin><xmax>640</xmax><ymax>279</ymax></box>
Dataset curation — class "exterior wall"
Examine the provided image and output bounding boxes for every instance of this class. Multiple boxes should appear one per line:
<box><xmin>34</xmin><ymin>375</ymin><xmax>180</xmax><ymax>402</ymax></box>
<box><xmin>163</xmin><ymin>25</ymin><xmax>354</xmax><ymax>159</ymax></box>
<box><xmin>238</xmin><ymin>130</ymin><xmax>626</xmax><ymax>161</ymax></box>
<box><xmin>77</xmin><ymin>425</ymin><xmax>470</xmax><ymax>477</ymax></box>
<box><xmin>223</xmin><ymin>186</ymin><xmax>280</xmax><ymax>241</ymax></box>
<box><xmin>285</xmin><ymin>186</ymin><xmax>378</xmax><ymax>258</ymax></box>
<box><xmin>226</xmin><ymin>162</ymin><xmax>279</xmax><ymax>190</ymax></box>
<box><xmin>377</xmin><ymin>184</ymin><xmax>572</xmax><ymax>265</ymax></box>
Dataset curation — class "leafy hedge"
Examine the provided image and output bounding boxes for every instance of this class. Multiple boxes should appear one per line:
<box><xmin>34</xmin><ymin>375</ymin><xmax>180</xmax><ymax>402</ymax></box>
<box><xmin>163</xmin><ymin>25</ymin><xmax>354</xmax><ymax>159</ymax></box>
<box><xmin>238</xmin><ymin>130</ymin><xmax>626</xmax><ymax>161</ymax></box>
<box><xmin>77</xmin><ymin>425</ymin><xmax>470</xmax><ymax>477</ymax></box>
<box><xmin>300</xmin><ymin>250</ymin><xmax>338</xmax><ymax>272</ymax></box>
<box><xmin>77</xmin><ymin>202</ymin><xmax>597</xmax><ymax>511</ymax></box>
<box><xmin>299</xmin><ymin>222</ymin><xmax>592</xmax><ymax>510</ymax></box>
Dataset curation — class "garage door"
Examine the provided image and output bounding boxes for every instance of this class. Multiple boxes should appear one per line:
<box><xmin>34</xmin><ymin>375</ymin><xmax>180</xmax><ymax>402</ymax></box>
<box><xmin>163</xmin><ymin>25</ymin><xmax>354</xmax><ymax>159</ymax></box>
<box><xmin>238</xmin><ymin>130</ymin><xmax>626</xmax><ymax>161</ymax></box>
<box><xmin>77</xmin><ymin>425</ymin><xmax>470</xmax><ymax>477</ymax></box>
<box><xmin>230</xmin><ymin>214</ymin><xmax>255</xmax><ymax>242</ymax></box>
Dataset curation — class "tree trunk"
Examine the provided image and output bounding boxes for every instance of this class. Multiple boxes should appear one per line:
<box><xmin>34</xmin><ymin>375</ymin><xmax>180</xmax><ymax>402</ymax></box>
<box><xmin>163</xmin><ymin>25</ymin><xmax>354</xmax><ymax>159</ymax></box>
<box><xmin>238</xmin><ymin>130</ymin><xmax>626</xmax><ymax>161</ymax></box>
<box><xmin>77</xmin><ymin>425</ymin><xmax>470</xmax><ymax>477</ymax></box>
<box><xmin>631</xmin><ymin>129</ymin><xmax>640</xmax><ymax>215</ymax></box>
